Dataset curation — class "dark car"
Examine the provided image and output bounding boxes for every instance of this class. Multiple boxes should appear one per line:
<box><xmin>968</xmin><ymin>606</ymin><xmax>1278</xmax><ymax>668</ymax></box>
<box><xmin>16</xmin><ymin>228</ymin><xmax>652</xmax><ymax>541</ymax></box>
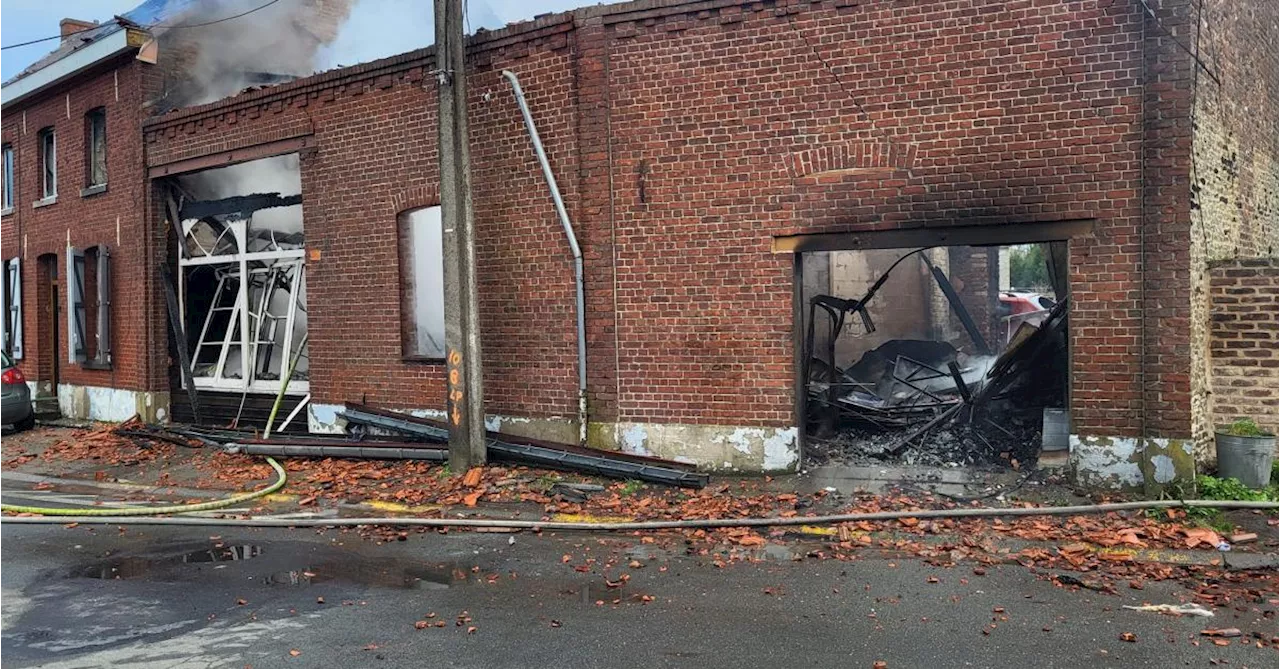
<box><xmin>2</xmin><ymin>351</ymin><xmax>35</xmax><ymax>431</ymax></box>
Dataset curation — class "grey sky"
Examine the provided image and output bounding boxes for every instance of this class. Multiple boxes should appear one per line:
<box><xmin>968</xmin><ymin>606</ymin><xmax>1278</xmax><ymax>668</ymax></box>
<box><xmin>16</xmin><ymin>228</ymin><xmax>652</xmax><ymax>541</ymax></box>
<box><xmin>2</xmin><ymin>0</ymin><xmax>596</xmax><ymax>81</ymax></box>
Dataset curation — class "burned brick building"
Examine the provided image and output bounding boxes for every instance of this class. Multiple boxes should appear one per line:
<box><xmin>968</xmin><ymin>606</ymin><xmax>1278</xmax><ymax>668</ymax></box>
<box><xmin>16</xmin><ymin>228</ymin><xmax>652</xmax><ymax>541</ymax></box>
<box><xmin>2</xmin><ymin>0</ymin><xmax>1277</xmax><ymax>490</ymax></box>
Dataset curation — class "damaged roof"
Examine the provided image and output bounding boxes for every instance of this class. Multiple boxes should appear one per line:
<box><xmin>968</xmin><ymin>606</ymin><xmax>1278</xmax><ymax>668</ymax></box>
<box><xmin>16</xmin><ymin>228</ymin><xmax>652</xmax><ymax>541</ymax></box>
<box><xmin>0</xmin><ymin>0</ymin><xmax>224</xmax><ymax>107</ymax></box>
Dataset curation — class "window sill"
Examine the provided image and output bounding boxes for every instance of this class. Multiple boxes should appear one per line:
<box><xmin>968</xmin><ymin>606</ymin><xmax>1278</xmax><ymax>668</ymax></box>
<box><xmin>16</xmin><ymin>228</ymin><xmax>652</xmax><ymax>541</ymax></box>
<box><xmin>0</xmin><ymin>207</ymin><xmax>12</xmax><ymax>217</ymax></box>
<box><xmin>403</xmin><ymin>355</ymin><xmax>446</xmax><ymax>365</ymax></box>
<box><xmin>82</xmin><ymin>359</ymin><xmax>112</xmax><ymax>371</ymax></box>
<box><xmin>32</xmin><ymin>196</ymin><xmax>57</xmax><ymax>209</ymax></box>
<box><xmin>80</xmin><ymin>184</ymin><xmax>108</xmax><ymax>198</ymax></box>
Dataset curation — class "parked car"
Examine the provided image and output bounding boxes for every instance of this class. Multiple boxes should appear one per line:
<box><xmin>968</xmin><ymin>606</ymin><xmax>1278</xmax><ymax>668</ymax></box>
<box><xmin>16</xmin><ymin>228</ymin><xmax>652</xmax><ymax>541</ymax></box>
<box><xmin>2</xmin><ymin>351</ymin><xmax>35</xmax><ymax>431</ymax></box>
<box><xmin>995</xmin><ymin>292</ymin><xmax>1057</xmax><ymax>344</ymax></box>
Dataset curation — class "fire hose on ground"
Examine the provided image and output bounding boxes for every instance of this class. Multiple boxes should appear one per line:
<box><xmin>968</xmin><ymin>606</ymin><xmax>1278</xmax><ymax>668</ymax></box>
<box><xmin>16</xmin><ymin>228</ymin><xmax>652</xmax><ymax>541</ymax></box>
<box><xmin>2</xmin><ymin>498</ymin><xmax>1274</xmax><ymax>529</ymax></box>
<box><xmin>0</xmin><ymin>457</ymin><xmax>288</xmax><ymax>517</ymax></box>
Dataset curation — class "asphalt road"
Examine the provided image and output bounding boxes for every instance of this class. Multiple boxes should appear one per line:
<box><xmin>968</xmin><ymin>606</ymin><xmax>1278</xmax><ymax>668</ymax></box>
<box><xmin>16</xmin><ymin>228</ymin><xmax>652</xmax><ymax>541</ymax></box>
<box><xmin>2</xmin><ymin>523</ymin><xmax>1275</xmax><ymax>668</ymax></box>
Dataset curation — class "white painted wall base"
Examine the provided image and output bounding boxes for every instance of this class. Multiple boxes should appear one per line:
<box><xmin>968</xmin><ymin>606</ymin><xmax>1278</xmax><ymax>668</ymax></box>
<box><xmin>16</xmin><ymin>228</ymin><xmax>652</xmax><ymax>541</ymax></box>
<box><xmin>55</xmin><ymin>384</ymin><xmax>170</xmax><ymax>423</ymax></box>
<box><xmin>609</xmin><ymin>422</ymin><xmax>799</xmax><ymax>473</ymax></box>
<box><xmin>1069</xmin><ymin>434</ymin><xmax>1196</xmax><ymax>492</ymax></box>
<box><xmin>306</xmin><ymin>403</ymin><xmax>801</xmax><ymax>473</ymax></box>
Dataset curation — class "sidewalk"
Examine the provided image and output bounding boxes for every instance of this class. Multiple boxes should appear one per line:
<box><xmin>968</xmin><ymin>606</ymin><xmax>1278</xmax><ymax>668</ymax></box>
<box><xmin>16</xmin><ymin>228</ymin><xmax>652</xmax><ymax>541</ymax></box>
<box><xmin>5</xmin><ymin>424</ymin><xmax>1276</xmax><ymax>580</ymax></box>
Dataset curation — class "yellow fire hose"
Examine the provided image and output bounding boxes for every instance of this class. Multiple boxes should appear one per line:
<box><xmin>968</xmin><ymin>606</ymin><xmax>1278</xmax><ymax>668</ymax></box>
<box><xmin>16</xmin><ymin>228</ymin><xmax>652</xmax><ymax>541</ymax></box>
<box><xmin>0</xmin><ymin>456</ymin><xmax>287</xmax><ymax>516</ymax></box>
<box><xmin>1</xmin><ymin>342</ymin><xmax>304</xmax><ymax>517</ymax></box>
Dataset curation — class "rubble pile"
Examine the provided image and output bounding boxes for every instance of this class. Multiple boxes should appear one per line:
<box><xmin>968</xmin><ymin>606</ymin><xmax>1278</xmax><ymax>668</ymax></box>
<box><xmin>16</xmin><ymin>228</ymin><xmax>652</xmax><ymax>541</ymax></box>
<box><xmin>805</xmin><ymin>255</ymin><xmax>1069</xmax><ymax>469</ymax></box>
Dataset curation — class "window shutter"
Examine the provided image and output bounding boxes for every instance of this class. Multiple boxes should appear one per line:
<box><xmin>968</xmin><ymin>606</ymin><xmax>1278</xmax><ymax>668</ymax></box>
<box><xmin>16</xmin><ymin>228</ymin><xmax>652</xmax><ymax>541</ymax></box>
<box><xmin>0</xmin><ymin>260</ymin><xmax>6</xmax><ymax>355</ymax></box>
<box><xmin>7</xmin><ymin>258</ymin><xmax>21</xmax><ymax>360</ymax></box>
<box><xmin>67</xmin><ymin>248</ymin><xmax>87</xmax><ymax>363</ymax></box>
<box><xmin>96</xmin><ymin>246</ymin><xmax>111</xmax><ymax>364</ymax></box>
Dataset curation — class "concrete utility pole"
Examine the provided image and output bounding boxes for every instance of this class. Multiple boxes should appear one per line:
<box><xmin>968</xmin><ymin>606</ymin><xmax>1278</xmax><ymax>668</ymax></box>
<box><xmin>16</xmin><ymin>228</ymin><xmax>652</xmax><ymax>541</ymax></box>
<box><xmin>435</xmin><ymin>0</ymin><xmax>486</xmax><ymax>469</ymax></box>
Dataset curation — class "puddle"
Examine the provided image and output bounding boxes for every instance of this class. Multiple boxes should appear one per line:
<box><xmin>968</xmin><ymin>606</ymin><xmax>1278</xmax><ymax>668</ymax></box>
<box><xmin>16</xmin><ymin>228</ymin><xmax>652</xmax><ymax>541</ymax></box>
<box><xmin>72</xmin><ymin>545</ymin><xmax>262</xmax><ymax>580</ymax></box>
<box><xmin>263</xmin><ymin>560</ymin><xmax>465</xmax><ymax>590</ymax></box>
<box><xmin>66</xmin><ymin>542</ymin><xmax>477</xmax><ymax>592</ymax></box>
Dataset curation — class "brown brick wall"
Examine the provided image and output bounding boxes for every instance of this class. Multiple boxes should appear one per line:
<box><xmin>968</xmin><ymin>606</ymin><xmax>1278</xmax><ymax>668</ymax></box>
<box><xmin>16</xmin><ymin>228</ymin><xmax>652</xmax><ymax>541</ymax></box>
<box><xmin>1208</xmin><ymin>259</ymin><xmax>1279</xmax><ymax>438</ymax></box>
<box><xmin>146</xmin><ymin>24</ymin><xmax>583</xmax><ymax>420</ymax></box>
<box><xmin>133</xmin><ymin>0</ymin><xmax>1201</xmax><ymax>439</ymax></box>
<box><xmin>1</xmin><ymin>58</ymin><xmax>155</xmax><ymax>393</ymax></box>
<box><xmin>1139</xmin><ymin>0</ymin><xmax>1196</xmax><ymax>439</ymax></box>
<box><xmin>1188</xmin><ymin>0</ymin><xmax>1279</xmax><ymax>454</ymax></box>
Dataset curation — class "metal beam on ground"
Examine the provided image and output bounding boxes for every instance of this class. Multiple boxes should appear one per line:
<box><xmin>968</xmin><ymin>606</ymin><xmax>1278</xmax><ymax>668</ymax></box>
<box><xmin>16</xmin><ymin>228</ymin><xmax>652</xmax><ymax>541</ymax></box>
<box><xmin>339</xmin><ymin>406</ymin><xmax>709</xmax><ymax>488</ymax></box>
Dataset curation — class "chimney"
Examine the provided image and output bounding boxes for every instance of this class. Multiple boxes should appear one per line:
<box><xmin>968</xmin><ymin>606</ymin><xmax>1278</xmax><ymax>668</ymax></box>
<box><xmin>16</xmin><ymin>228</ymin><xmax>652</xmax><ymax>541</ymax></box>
<box><xmin>60</xmin><ymin>18</ymin><xmax>99</xmax><ymax>42</ymax></box>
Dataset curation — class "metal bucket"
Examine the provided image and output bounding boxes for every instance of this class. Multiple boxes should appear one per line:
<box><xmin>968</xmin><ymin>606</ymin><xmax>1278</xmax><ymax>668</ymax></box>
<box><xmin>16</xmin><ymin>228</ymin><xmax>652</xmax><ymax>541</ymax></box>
<box><xmin>1041</xmin><ymin>408</ymin><xmax>1069</xmax><ymax>452</ymax></box>
<box><xmin>1214</xmin><ymin>433</ymin><xmax>1277</xmax><ymax>489</ymax></box>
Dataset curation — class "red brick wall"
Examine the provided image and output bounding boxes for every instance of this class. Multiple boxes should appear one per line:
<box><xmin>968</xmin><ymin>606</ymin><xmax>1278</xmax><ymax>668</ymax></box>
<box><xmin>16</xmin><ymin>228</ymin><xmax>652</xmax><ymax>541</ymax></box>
<box><xmin>138</xmin><ymin>0</ymin><xmax>1196</xmax><ymax>439</ymax></box>
<box><xmin>1</xmin><ymin>58</ymin><xmax>154</xmax><ymax>393</ymax></box>
<box><xmin>1208</xmin><ymin>259</ymin><xmax>1279</xmax><ymax>436</ymax></box>
<box><xmin>603</xmin><ymin>0</ymin><xmax>1147</xmax><ymax>431</ymax></box>
<box><xmin>145</xmin><ymin>22</ymin><xmax>583</xmax><ymax>420</ymax></box>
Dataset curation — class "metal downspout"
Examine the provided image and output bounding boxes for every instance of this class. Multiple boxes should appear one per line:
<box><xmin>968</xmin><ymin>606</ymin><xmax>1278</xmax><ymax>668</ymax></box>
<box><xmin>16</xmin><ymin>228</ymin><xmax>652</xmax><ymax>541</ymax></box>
<box><xmin>502</xmin><ymin>70</ymin><xmax>588</xmax><ymax>445</ymax></box>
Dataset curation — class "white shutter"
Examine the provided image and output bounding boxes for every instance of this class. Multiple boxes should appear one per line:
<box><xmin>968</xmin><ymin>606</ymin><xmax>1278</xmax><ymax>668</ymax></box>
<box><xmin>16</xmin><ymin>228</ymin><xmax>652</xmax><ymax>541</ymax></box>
<box><xmin>5</xmin><ymin>258</ymin><xmax>20</xmax><ymax>360</ymax></box>
<box><xmin>67</xmin><ymin>248</ymin><xmax>87</xmax><ymax>364</ymax></box>
<box><xmin>95</xmin><ymin>247</ymin><xmax>111</xmax><ymax>364</ymax></box>
<box><xmin>0</xmin><ymin>261</ymin><xmax>6</xmax><ymax>356</ymax></box>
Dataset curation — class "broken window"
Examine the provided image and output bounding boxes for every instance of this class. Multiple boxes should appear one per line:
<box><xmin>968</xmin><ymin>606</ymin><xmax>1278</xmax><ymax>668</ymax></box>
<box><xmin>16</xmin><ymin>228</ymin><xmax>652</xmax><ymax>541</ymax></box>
<box><xmin>85</xmin><ymin>108</ymin><xmax>107</xmax><ymax>188</ymax></box>
<box><xmin>2</xmin><ymin>258</ymin><xmax>22</xmax><ymax>359</ymax></box>
<box><xmin>398</xmin><ymin>206</ymin><xmax>446</xmax><ymax>359</ymax></box>
<box><xmin>67</xmin><ymin>248</ymin><xmax>87</xmax><ymax>363</ymax></box>
<box><xmin>1</xmin><ymin>143</ymin><xmax>13</xmax><ymax>211</ymax></box>
<box><xmin>169</xmin><ymin>154</ymin><xmax>308</xmax><ymax>394</ymax></box>
<box><xmin>38</xmin><ymin>128</ymin><xmax>56</xmax><ymax>199</ymax></box>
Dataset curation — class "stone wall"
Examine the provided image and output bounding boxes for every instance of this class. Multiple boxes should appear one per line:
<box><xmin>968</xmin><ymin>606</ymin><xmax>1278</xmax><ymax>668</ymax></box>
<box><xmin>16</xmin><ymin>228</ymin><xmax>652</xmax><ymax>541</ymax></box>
<box><xmin>1187</xmin><ymin>0</ymin><xmax>1280</xmax><ymax>457</ymax></box>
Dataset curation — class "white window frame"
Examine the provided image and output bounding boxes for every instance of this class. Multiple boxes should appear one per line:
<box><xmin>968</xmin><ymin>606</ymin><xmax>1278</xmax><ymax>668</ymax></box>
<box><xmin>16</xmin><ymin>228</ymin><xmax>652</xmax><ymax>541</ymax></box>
<box><xmin>2</xmin><ymin>258</ymin><xmax>22</xmax><ymax>359</ymax></box>
<box><xmin>86</xmin><ymin>109</ymin><xmax>107</xmax><ymax>188</ymax></box>
<box><xmin>1</xmin><ymin>144</ymin><xmax>13</xmax><ymax>212</ymax></box>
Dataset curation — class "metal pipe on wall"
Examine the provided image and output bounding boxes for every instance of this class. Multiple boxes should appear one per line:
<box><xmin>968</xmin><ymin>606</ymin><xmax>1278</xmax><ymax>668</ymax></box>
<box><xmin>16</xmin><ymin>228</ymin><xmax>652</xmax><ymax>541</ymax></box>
<box><xmin>501</xmin><ymin>69</ymin><xmax>588</xmax><ymax>446</ymax></box>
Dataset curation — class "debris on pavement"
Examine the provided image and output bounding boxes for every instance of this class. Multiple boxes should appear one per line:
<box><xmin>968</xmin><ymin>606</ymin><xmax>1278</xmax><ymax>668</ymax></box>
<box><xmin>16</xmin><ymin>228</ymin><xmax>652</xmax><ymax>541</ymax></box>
<box><xmin>1122</xmin><ymin>603</ymin><xmax>1215</xmax><ymax>617</ymax></box>
<box><xmin>803</xmin><ymin>250</ymin><xmax>1069</xmax><ymax>469</ymax></box>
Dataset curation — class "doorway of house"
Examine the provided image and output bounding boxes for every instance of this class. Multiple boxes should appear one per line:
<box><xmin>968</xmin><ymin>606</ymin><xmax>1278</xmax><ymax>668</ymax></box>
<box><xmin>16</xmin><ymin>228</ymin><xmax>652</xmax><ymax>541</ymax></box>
<box><xmin>790</xmin><ymin>227</ymin><xmax>1078</xmax><ymax>473</ymax></box>
<box><xmin>36</xmin><ymin>254</ymin><xmax>60</xmax><ymax>411</ymax></box>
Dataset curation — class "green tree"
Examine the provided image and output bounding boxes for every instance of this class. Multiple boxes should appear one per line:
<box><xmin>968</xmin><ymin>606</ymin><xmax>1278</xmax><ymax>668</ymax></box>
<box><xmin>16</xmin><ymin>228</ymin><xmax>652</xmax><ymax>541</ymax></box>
<box><xmin>1009</xmin><ymin>245</ymin><xmax>1050</xmax><ymax>289</ymax></box>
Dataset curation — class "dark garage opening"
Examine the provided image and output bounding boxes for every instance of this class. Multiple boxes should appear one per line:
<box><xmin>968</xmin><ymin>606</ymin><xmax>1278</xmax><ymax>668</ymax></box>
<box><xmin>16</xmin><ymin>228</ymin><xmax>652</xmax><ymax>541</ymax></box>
<box><xmin>797</xmin><ymin>239</ymin><xmax>1071</xmax><ymax>469</ymax></box>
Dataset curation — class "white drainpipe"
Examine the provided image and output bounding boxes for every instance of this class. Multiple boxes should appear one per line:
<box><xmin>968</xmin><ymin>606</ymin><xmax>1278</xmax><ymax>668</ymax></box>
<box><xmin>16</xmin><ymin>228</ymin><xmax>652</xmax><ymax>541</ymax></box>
<box><xmin>501</xmin><ymin>70</ymin><xmax>588</xmax><ymax>445</ymax></box>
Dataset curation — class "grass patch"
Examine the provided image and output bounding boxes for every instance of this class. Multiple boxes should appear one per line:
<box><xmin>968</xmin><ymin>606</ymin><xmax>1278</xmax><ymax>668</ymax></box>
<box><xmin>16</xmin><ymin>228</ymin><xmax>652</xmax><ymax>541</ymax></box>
<box><xmin>619</xmin><ymin>480</ymin><xmax>644</xmax><ymax>496</ymax></box>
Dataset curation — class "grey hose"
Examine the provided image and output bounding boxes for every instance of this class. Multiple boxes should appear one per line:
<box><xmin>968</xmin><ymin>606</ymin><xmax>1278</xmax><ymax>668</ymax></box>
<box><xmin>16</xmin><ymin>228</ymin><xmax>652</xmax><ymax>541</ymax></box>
<box><xmin>3</xmin><ymin>499</ymin><xmax>1274</xmax><ymax>530</ymax></box>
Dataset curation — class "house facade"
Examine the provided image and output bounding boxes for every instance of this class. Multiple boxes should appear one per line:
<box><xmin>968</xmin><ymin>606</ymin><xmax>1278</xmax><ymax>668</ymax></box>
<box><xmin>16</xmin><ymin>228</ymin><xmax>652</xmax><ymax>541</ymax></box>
<box><xmin>3</xmin><ymin>0</ymin><xmax>1276</xmax><ymax>489</ymax></box>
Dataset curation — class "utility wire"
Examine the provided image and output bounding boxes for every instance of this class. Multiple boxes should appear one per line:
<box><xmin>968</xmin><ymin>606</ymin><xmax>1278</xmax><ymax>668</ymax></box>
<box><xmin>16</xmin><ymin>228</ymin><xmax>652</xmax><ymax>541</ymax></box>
<box><xmin>1138</xmin><ymin>0</ymin><xmax>1221</xmax><ymax>85</ymax></box>
<box><xmin>2</xmin><ymin>0</ymin><xmax>285</xmax><ymax>51</ymax></box>
<box><xmin>166</xmin><ymin>0</ymin><xmax>285</xmax><ymax>29</ymax></box>
<box><xmin>1</xmin><ymin>25</ymin><xmax>101</xmax><ymax>51</ymax></box>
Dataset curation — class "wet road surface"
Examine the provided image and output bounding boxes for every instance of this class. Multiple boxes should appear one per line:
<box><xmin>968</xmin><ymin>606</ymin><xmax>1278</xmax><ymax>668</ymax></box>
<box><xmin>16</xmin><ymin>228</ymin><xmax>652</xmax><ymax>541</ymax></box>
<box><xmin>2</xmin><ymin>523</ymin><xmax>1276</xmax><ymax>668</ymax></box>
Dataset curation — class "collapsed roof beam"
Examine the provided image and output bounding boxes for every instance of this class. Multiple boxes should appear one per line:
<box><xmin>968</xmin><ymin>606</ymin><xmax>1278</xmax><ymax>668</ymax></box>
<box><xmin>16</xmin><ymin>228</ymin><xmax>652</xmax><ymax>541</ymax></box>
<box><xmin>179</xmin><ymin>193</ymin><xmax>301</xmax><ymax>220</ymax></box>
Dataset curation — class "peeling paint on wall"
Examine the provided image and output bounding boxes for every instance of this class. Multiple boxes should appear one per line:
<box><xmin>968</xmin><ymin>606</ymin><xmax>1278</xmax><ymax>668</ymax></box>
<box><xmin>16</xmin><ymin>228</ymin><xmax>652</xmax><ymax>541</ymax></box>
<box><xmin>620</xmin><ymin>424</ymin><xmax>651</xmax><ymax>456</ymax></box>
<box><xmin>308</xmin><ymin>403</ymin><xmax>345</xmax><ymax>434</ymax></box>
<box><xmin>1070</xmin><ymin>434</ymin><xmax>1197</xmax><ymax>493</ymax></box>
<box><xmin>1149</xmin><ymin>454</ymin><xmax>1176</xmax><ymax>483</ymax></box>
<box><xmin>614</xmin><ymin>422</ymin><xmax>800</xmax><ymax>473</ymax></box>
<box><xmin>1070</xmin><ymin>435</ymin><xmax>1144</xmax><ymax>490</ymax></box>
<box><xmin>54</xmin><ymin>384</ymin><xmax>167</xmax><ymax>423</ymax></box>
<box><xmin>763</xmin><ymin>427</ymin><xmax>800</xmax><ymax>471</ymax></box>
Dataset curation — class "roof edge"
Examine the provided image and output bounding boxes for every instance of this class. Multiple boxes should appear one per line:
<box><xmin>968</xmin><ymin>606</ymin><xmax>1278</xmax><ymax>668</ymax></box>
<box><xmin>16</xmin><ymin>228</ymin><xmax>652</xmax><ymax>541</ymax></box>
<box><xmin>2</xmin><ymin>27</ymin><xmax>149</xmax><ymax>110</ymax></box>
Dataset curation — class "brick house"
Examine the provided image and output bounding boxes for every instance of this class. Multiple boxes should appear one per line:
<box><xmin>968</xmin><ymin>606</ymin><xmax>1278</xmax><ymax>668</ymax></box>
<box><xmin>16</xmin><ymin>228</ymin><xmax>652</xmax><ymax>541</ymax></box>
<box><xmin>3</xmin><ymin>0</ymin><xmax>1276</xmax><ymax>489</ymax></box>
